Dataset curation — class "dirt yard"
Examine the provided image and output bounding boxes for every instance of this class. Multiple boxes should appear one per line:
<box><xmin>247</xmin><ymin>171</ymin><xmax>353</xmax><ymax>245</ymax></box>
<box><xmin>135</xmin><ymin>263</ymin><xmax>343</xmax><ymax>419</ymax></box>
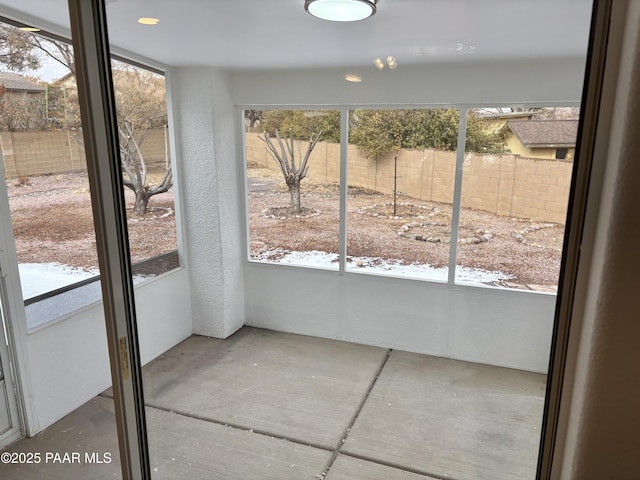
<box><xmin>7</xmin><ymin>172</ymin><xmax>177</xmax><ymax>269</ymax></box>
<box><xmin>6</xmin><ymin>167</ymin><xmax>565</xmax><ymax>290</ymax></box>
<box><xmin>247</xmin><ymin>164</ymin><xmax>564</xmax><ymax>290</ymax></box>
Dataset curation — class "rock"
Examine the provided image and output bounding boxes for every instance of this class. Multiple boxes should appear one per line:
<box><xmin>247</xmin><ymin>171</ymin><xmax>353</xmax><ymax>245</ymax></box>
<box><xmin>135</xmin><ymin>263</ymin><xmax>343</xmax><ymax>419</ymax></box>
<box><xmin>482</xmin><ymin>234</ymin><xmax>493</xmax><ymax>242</ymax></box>
<box><xmin>427</xmin><ymin>237</ymin><xmax>441</xmax><ymax>243</ymax></box>
<box><xmin>414</xmin><ymin>235</ymin><xmax>423</xmax><ymax>241</ymax></box>
<box><xmin>472</xmin><ymin>237</ymin><xmax>482</xmax><ymax>244</ymax></box>
<box><xmin>512</xmin><ymin>233</ymin><xmax>525</xmax><ymax>242</ymax></box>
<box><xmin>356</xmin><ymin>259</ymin><xmax>364</xmax><ymax>268</ymax></box>
<box><xmin>401</xmin><ymin>225</ymin><xmax>410</xmax><ymax>232</ymax></box>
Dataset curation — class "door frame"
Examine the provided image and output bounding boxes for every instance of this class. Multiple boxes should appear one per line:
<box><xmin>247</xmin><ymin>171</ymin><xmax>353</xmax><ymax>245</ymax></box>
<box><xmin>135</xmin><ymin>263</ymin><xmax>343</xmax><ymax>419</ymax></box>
<box><xmin>0</xmin><ymin>155</ymin><xmax>29</xmax><ymax>448</ymax></box>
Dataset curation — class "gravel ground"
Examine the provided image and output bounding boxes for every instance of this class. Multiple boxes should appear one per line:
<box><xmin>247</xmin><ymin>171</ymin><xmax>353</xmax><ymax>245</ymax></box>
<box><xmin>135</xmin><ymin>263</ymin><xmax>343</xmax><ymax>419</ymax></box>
<box><xmin>6</xmin><ymin>168</ymin><xmax>565</xmax><ymax>290</ymax></box>
<box><xmin>7</xmin><ymin>172</ymin><xmax>177</xmax><ymax>269</ymax></box>
<box><xmin>247</xmin><ymin>165</ymin><xmax>564</xmax><ymax>289</ymax></box>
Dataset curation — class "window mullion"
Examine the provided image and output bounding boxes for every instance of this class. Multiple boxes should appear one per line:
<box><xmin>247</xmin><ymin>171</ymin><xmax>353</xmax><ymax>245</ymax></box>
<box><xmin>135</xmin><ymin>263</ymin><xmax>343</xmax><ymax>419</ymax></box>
<box><xmin>447</xmin><ymin>109</ymin><xmax>468</xmax><ymax>285</ymax></box>
<box><xmin>338</xmin><ymin>109</ymin><xmax>349</xmax><ymax>272</ymax></box>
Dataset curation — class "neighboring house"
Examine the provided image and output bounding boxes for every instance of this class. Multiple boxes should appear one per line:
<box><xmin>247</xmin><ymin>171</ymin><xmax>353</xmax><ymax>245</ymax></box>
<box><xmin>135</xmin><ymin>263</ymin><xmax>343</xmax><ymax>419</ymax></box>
<box><xmin>0</xmin><ymin>71</ymin><xmax>47</xmax><ymax>131</ymax></box>
<box><xmin>0</xmin><ymin>70</ymin><xmax>46</xmax><ymax>96</ymax></box>
<box><xmin>501</xmin><ymin>120</ymin><xmax>579</xmax><ymax>160</ymax></box>
<box><xmin>477</xmin><ymin>111</ymin><xmax>535</xmax><ymax>134</ymax></box>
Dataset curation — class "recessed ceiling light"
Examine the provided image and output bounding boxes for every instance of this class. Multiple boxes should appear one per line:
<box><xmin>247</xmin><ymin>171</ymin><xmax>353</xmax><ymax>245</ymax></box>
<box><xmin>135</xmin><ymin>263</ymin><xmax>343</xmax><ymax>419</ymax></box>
<box><xmin>345</xmin><ymin>74</ymin><xmax>362</xmax><ymax>83</ymax></box>
<box><xmin>305</xmin><ymin>0</ymin><xmax>376</xmax><ymax>22</ymax></box>
<box><xmin>19</xmin><ymin>26</ymin><xmax>41</xmax><ymax>32</ymax></box>
<box><xmin>137</xmin><ymin>17</ymin><xmax>160</xmax><ymax>25</ymax></box>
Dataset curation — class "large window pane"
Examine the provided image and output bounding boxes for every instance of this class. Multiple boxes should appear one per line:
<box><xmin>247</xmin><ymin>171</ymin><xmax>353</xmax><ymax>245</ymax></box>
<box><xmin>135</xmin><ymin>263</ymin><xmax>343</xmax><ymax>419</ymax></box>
<box><xmin>245</xmin><ymin>109</ymin><xmax>340</xmax><ymax>269</ymax></box>
<box><xmin>346</xmin><ymin>108</ymin><xmax>457</xmax><ymax>280</ymax></box>
<box><xmin>2</xmin><ymin>22</ymin><xmax>178</xmax><ymax>328</ymax></box>
<box><xmin>455</xmin><ymin>107</ymin><xmax>579</xmax><ymax>290</ymax></box>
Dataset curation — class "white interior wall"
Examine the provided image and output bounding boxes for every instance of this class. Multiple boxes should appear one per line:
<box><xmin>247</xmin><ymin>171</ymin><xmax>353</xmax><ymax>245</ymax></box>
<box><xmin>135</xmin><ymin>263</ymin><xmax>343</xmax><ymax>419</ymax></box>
<box><xmin>24</xmin><ymin>269</ymin><xmax>190</xmax><ymax>434</ymax></box>
<box><xmin>245</xmin><ymin>266</ymin><xmax>556</xmax><ymax>372</ymax></box>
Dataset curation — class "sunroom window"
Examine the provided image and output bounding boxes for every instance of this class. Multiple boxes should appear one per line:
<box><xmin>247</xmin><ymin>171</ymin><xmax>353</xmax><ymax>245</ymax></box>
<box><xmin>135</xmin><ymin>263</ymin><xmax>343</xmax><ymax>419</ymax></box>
<box><xmin>0</xmin><ymin>21</ymin><xmax>179</xmax><ymax>329</ymax></box>
<box><xmin>244</xmin><ymin>106</ymin><xmax>577</xmax><ymax>292</ymax></box>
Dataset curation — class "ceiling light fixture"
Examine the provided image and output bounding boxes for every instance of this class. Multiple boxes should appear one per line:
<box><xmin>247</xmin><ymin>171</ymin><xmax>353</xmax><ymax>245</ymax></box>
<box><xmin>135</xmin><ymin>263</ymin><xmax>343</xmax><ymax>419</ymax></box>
<box><xmin>19</xmin><ymin>26</ymin><xmax>41</xmax><ymax>32</ymax></box>
<box><xmin>137</xmin><ymin>17</ymin><xmax>160</xmax><ymax>25</ymax></box>
<box><xmin>345</xmin><ymin>74</ymin><xmax>362</xmax><ymax>83</ymax></box>
<box><xmin>305</xmin><ymin>0</ymin><xmax>376</xmax><ymax>22</ymax></box>
<box><xmin>374</xmin><ymin>56</ymin><xmax>397</xmax><ymax>70</ymax></box>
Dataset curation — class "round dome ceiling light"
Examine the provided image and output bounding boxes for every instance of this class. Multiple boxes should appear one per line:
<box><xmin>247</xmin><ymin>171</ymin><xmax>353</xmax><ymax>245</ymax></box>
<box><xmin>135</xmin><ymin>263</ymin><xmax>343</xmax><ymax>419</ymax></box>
<box><xmin>137</xmin><ymin>17</ymin><xmax>160</xmax><ymax>25</ymax></box>
<box><xmin>305</xmin><ymin>0</ymin><xmax>376</xmax><ymax>22</ymax></box>
<box><xmin>345</xmin><ymin>74</ymin><xmax>362</xmax><ymax>83</ymax></box>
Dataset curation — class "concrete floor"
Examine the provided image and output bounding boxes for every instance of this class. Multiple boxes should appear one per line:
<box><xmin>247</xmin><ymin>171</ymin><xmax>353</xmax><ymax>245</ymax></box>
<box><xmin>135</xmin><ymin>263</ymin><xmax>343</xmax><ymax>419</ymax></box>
<box><xmin>0</xmin><ymin>327</ymin><xmax>546</xmax><ymax>479</ymax></box>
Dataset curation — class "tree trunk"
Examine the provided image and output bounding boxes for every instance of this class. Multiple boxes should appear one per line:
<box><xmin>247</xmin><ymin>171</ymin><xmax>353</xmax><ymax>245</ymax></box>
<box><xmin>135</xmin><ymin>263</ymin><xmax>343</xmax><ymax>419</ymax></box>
<box><xmin>133</xmin><ymin>190</ymin><xmax>151</xmax><ymax>215</ymax></box>
<box><xmin>287</xmin><ymin>177</ymin><xmax>302</xmax><ymax>214</ymax></box>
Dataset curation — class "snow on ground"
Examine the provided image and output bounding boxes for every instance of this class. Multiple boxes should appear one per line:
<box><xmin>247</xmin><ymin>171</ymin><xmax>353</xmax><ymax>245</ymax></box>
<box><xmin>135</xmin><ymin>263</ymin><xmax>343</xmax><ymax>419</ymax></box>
<box><xmin>19</xmin><ymin>263</ymin><xmax>99</xmax><ymax>299</ymax></box>
<box><xmin>19</xmin><ymin>262</ymin><xmax>152</xmax><ymax>331</ymax></box>
<box><xmin>254</xmin><ymin>250</ymin><xmax>513</xmax><ymax>285</ymax></box>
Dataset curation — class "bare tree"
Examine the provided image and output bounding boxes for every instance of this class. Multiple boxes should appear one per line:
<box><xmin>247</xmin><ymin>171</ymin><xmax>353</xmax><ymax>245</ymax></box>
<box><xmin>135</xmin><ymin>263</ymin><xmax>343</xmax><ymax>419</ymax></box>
<box><xmin>28</xmin><ymin>34</ymin><xmax>75</xmax><ymax>75</ymax></box>
<box><xmin>112</xmin><ymin>66</ymin><xmax>171</xmax><ymax>214</ymax></box>
<box><xmin>245</xmin><ymin>109</ymin><xmax>263</xmax><ymax>128</ymax></box>
<box><xmin>259</xmin><ymin>129</ymin><xmax>322</xmax><ymax>214</ymax></box>
<box><xmin>119</xmin><ymin>122</ymin><xmax>172</xmax><ymax>215</ymax></box>
<box><xmin>75</xmin><ymin>120</ymin><xmax>172</xmax><ymax>215</ymax></box>
<box><xmin>0</xmin><ymin>24</ymin><xmax>40</xmax><ymax>71</ymax></box>
<box><xmin>74</xmin><ymin>65</ymin><xmax>172</xmax><ymax>215</ymax></box>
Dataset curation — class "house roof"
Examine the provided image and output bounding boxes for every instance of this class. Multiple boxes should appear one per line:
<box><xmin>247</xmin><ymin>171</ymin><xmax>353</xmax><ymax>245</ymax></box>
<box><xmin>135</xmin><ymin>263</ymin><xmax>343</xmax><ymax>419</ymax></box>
<box><xmin>505</xmin><ymin>120</ymin><xmax>579</xmax><ymax>148</ymax></box>
<box><xmin>0</xmin><ymin>71</ymin><xmax>46</xmax><ymax>92</ymax></box>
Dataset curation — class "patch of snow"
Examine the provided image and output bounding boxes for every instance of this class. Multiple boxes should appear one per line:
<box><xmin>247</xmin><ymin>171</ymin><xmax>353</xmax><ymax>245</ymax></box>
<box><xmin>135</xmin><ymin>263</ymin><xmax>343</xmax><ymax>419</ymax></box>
<box><xmin>268</xmin><ymin>250</ymin><xmax>339</xmax><ymax>269</ymax></box>
<box><xmin>18</xmin><ymin>262</ymin><xmax>153</xmax><ymax>331</ymax></box>
<box><xmin>19</xmin><ymin>263</ymin><xmax>98</xmax><ymax>299</ymax></box>
<box><xmin>253</xmin><ymin>250</ymin><xmax>513</xmax><ymax>284</ymax></box>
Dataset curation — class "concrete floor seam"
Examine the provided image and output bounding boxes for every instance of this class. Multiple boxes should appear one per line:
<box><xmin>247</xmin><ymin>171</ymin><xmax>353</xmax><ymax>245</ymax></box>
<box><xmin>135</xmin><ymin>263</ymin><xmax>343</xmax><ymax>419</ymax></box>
<box><xmin>338</xmin><ymin>450</ymin><xmax>462</xmax><ymax>480</ymax></box>
<box><xmin>138</xmin><ymin>400</ymin><xmax>336</xmax><ymax>453</ymax></box>
<box><xmin>320</xmin><ymin>348</ymin><xmax>393</xmax><ymax>478</ymax></box>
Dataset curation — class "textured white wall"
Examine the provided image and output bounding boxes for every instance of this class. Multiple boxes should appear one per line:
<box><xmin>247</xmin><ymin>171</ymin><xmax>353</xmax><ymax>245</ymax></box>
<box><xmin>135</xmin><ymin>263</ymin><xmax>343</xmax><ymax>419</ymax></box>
<box><xmin>167</xmin><ymin>67</ymin><xmax>245</xmax><ymax>337</ymax></box>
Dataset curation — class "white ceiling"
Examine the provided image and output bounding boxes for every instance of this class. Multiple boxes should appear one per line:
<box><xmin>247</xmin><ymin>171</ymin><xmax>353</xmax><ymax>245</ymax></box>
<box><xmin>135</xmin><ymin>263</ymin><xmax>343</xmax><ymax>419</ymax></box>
<box><xmin>0</xmin><ymin>0</ymin><xmax>594</xmax><ymax>71</ymax></box>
